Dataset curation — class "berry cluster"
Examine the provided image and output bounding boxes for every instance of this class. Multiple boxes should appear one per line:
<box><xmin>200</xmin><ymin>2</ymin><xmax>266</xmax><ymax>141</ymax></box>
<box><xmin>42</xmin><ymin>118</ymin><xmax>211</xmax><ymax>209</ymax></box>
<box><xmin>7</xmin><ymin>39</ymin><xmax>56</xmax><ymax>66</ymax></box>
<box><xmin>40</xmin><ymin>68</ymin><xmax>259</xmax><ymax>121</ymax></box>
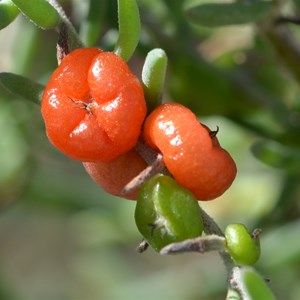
<box><xmin>41</xmin><ymin>47</ymin><xmax>237</xmax><ymax>201</ymax></box>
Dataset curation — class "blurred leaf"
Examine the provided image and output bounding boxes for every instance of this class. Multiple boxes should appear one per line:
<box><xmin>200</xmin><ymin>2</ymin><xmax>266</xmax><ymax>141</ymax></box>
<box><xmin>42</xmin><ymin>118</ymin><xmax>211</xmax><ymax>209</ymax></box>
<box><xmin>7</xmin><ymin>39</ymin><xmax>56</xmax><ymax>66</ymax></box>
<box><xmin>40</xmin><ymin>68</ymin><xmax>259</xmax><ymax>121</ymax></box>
<box><xmin>168</xmin><ymin>56</ymin><xmax>261</xmax><ymax>116</ymax></box>
<box><xmin>293</xmin><ymin>0</ymin><xmax>300</xmax><ymax>9</ymax></box>
<box><xmin>260</xmin><ymin>219</ymin><xmax>300</xmax><ymax>270</ymax></box>
<box><xmin>11</xmin><ymin>0</ymin><xmax>60</xmax><ymax>29</ymax></box>
<box><xmin>0</xmin><ymin>72</ymin><xmax>44</xmax><ymax>104</ymax></box>
<box><xmin>168</xmin><ymin>56</ymin><xmax>233</xmax><ymax>115</ymax></box>
<box><xmin>0</xmin><ymin>0</ymin><xmax>20</xmax><ymax>30</ymax></box>
<box><xmin>79</xmin><ymin>0</ymin><xmax>107</xmax><ymax>46</ymax></box>
<box><xmin>0</xmin><ymin>99</ymin><xmax>29</xmax><ymax>207</ymax></box>
<box><xmin>261</xmin><ymin>24</ymin><xmax>300</xmax><ymax>86</ymax></box>
<box><xmin>252</xmin><ymin>140</ymin><xmax>300</xmax><ymax>174</ymax></box>
<box><xmin>184</xmin><ymin>0</ymin><xmax>273</xmax><ymax>27</ymax></box>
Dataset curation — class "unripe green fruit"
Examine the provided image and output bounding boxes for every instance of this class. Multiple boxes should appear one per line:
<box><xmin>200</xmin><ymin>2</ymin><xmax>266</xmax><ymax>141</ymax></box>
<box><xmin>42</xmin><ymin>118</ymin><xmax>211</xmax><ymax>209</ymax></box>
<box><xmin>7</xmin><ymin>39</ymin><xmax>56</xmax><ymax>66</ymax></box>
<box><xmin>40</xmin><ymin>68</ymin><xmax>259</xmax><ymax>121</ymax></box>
<box><xmin>225</xmin><ymin>223</ymin><xmax>260</xmax><ymax>266</ymax></box>
<box><xmin>135</xmin><ymin>174</ymin><xmax>204</xmax><ymax>252</ymax></box>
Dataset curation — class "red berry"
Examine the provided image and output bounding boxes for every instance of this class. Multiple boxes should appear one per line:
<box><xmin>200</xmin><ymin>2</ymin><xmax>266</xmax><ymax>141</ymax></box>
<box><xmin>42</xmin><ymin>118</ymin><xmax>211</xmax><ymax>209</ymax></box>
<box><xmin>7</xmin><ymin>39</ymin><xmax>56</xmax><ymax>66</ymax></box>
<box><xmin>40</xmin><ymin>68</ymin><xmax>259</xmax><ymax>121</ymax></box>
<box><xmin>41</xmin><ymin>48</ymin><xmax>147</xmax><ymax>161</ymax></box>
<box><xmin>143</xmin><ymin>103</ymin><xmax>237</xmax><ymax>200</ymax></box>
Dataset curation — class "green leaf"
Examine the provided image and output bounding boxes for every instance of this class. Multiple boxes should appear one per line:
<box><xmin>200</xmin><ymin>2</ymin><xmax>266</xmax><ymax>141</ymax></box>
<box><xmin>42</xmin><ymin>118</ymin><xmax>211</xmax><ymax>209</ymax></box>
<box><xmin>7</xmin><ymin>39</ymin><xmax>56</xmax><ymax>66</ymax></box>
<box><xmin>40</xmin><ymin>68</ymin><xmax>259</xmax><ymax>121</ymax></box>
<box><xmin>114</xmin><ymin>0</ymin><xmax>141</xmax><ymax>61</ymax></box>
<box><xmin>0</xmin><ymin>72</ymin><xmax>45</xmax><ymax>104</ymax></box>
<box><xmin>142</xmin><ymin>48</ymin><xmax>168</xmax><ymax>113</ymax></box>
<box><xmin>0</xmin><ymin>0</ymin><xmax>20</xmax><ymax>29</ymax></box>
<box><xmin>232</xmin><ymin>267</ymin><xmax>276</xmax><ymax>300</ymax></box>
<box><xmin>252</xmin><ymin>140</ymin><xmax>300</xmax><ymax>174</ymax></box>
<box><xmin>11</xmin><ymin>0</ymin><xmax>60</xmax><ymax>29</ymax></box>
<box><xmin>184</xmin><ymin>0</ymin><xmax>273</xmax><ymax>27</ymax></box>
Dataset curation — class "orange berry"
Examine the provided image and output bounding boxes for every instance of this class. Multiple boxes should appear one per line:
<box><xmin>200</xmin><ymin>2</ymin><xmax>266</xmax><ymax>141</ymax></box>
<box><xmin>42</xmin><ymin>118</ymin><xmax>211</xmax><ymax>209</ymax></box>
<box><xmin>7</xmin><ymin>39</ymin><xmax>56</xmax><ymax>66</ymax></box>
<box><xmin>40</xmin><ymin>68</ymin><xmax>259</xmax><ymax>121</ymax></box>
<box><xmin>143</xmin><ymin>103</ymin><xmax>237</xmax><ymax>200</ymax></box>
<box><xmin>41</xmin><ymin>48</ymin><xmax>146</xmax><ymax>162</ymax></box>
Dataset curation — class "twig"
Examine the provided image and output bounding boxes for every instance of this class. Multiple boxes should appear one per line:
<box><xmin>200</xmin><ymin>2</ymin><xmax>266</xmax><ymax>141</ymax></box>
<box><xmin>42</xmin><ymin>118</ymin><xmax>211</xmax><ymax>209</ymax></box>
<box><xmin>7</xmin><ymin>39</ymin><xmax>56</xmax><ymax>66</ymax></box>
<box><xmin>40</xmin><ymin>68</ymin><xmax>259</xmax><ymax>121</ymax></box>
<box><xmin>57</xmin><ymin>22</ymin><xmax>69</xmax><ymax>65</ymax></box>
<box><xmin>160</xmin><ymin>235</ymin><xmax>226</xmax><ymax>255</ymax></box>
<box><xmin>135</xmin><ymin>139</ymin><xmax>161</xmax><ymax>165</ymax></box>
<box><xmin>200</xmin><ymin>206</ymin><xmax>224</xmax><ymax>236</ymax></box>
<box><xmin>200</xmin><ymin>208</ymin><xmax>236</xmax><ymax>273</ymax></box>
<box><xmin>275</xmin><ymin>16</ymin><xmax>300</xmax><ymax>26</ymax></box>
<box><xmin>122</xmin><ymin>153</ymin><xmax>165</xmax><ymax>195</ymax></box>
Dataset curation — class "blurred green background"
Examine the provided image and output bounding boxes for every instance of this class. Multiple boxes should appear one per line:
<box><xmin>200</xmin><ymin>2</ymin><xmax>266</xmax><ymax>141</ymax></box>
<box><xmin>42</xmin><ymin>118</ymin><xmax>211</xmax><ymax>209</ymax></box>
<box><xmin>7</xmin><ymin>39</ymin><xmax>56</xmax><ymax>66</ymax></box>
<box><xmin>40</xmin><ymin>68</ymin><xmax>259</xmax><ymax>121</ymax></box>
<box><xmin>1</xmin><ymin>0</ymin><xmax>300</xmax><ymax>299</ymax></box>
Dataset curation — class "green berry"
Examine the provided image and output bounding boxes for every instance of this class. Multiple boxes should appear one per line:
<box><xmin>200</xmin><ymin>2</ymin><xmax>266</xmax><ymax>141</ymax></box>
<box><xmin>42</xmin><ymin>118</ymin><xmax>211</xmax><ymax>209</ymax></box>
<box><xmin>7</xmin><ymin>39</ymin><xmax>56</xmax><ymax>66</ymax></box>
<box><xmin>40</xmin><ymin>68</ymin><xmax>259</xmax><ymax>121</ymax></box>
<box><xmin>135</xmin><ymin>174</ymin><xmax>203</xmax><ymax>252</ymax></box>
<box><xmin>225</xmin><ymin>223</ymin><xmax>260</xmax><ymax>266</ymax></box>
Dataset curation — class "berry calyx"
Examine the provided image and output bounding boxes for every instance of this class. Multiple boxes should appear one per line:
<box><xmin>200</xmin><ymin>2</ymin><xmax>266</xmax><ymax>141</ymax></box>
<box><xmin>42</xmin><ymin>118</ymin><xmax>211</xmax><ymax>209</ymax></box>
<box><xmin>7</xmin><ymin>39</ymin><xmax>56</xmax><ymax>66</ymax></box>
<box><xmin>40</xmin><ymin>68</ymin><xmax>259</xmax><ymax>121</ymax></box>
<box><xmin>143</xmin><ymin>103</ymin><xmax>237</xmax><ymax>200</ymax></box>
<box><xmin>41</xmin><ymin>48</ymin><xmax>147</xmax><ymax>162</ymax></box>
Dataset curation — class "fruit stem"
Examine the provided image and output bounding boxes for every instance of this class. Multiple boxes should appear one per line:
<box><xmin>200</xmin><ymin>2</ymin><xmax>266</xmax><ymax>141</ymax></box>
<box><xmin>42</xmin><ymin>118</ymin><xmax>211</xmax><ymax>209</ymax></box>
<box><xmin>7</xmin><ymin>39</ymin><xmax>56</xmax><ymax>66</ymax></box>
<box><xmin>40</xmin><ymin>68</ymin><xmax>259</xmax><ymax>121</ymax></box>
<box><xmin>122</xmin><ymin>153</ymin><xmax>164</xmax><ymax>195</ymax></box>
<box><xmin>122</xmin><ymin>139</ymin><xmax>172</xmax><ymax>195</ymax></box>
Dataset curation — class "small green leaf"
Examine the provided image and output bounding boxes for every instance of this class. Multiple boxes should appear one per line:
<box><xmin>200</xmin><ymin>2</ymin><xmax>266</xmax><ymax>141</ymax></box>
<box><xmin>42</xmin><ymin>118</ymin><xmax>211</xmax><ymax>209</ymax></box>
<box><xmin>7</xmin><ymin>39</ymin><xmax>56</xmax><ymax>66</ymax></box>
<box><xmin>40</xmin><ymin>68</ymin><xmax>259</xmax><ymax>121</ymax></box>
<box><xmin>0</xmin><ymin>72</ymin><xmax>45</xmax><ymax>104</ymax></box>
<box><xmin>142</xmin><ymin>48</ymin><xmax>168</xmax><ymax>113</ymax></box>
<box><xmin>232</xmin><ymin>267</ymin><xmax>276</xmax><ymax>300</ymax></box>
<box><xmin>11</xmin><ymin>0</ymin><xmax>60</xmax><ymax>29</ymax></box>
<box><xmin>114</xmin><ymin>0</ymin><xmax>141</xmax><ymax>61</ymax></box>
<box><xmin>184</xmin><ymin>0</ymin><xmax>273</xmax><ymax>27</ymax></box>
<box><xmin>0</xmin><ymin>0</ymin><xmax>20</xmax><ymax>29</ymax></box>
<box><xmin>252</xmin><ymin>140</ymin><xmax>300</xmax><ymax>174</ymax></box>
